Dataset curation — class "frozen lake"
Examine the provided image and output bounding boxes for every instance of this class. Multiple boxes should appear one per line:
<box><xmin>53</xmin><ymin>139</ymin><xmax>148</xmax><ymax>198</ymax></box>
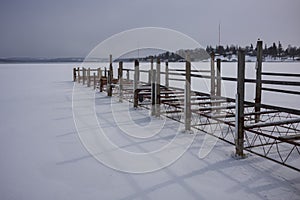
<box><xmin>0</xmin><ymin>63</ymin><xmax>299</xmax><ymax>200</ymax></box>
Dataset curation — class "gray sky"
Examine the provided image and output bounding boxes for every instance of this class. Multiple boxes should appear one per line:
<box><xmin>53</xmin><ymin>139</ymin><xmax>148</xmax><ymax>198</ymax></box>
<box><xmin>0</xmin><ymin>0</ymin><xmax>299</xmax><ymax>57</ymax></box>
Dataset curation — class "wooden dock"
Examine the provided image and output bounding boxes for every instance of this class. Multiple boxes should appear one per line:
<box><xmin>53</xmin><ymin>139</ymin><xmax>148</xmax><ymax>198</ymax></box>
<box><xmin>73</xmin><ymin>40</ymin><xmax>300</xmax><ymax>172</ymax></box>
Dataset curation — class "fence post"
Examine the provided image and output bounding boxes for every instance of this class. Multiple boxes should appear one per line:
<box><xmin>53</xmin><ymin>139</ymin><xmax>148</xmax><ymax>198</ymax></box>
<box><xmin>82</xmin><ymin>67</ymin><xmax>86</xmax><ymax>85</ymax></box>
<box><xmin>119</xmin><ymin>61</ymin><xmax>123</xmax><ymax>102</ymax></box>
<box><xmin>210</xmin><ymin>52</ymin><xmax>216</xmax><ymax>97</ymax></box>
<box><xmin>104</xmin><ymin>67</ymin><xmax>107</xmax><ymax>77</ymax></box>
<box><xmin>87</xmin><ymin>67</ymin><xmax>91</xmax><ymax>87</ymax></box>
<box><xmin>165</xmin><ymin>61</ymin><xmax>169</xmax><ymax>88</ymax></box>
<box><xmin>134</xmin><ymin>60</ymin><xmax>139</xmax><ymax>108</ymax></box>
<box><xmin>151</xmin><ymin>69</ymin><xmax>156</xmax><ymax>116</ymax></box>
<box><xmin>155</xmin><ymin>58</ymin><xmax>161</xmax><ymax>117</ymax></box>
<box><xmin>97</xmin><ymin>68</ymin><xmax>101</xmax><ymax>79</ymax></box>
<box><xmin>117</xmin><ymin>63</ymin><xmax>120</xmax><ymax>80</ymax></box>
<box><xmin>236</xmin><ymin>49</ymin><xmax>245</xmax><ymax>157</ymax></box>
<box><xmin>185</xmin><ymin>54</ymin><xmax>191</xmax><ymax>132</ymax></box>
<box><xmin>93</xmin><ymin>73</ymin><xmax>96</xmax><ymax>90</ymax></box>
<box><xmin>216</xmin><ymin>58</ymin><xmax>221</xmax><ymax>109</ymax></box>
<box><xmin>255</xmin><ymin>40</ymin><xmax>263</xmax><ymax>123</ymax></box>
<box><xmin>73</xmin><ymin>68</ymin><xmax>76</xmax><ymax>82</ymax></box>
<box><xmin>99</xmin><ymin>68</ymin><xmax>103</xmax><ymax>92</ymax></box>
<box><xmin>216</xmin><ymin>59</ymin><xmax>221</xmax><ymax>97</ymax></box>
<box><xmin>149</xmin><ymin>57</ymin><xmax>154</xmax><ymax>84</ymax></box>
<box><xmin>108</xmin><ymin>55</ymin><xmax>113</xmax><ymax>96</ymax></box>
<box><xmin>77</xmin><ymin>67</ymin><xmax>80</xmax><ymax>83</ymax></box>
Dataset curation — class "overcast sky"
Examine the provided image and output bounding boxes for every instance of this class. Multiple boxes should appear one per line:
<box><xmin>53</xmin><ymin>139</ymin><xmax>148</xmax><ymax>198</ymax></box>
<box><xmin>0</xmin><ymin>0</ymin><xmax>299</xmax><ymax>57</ymax></box>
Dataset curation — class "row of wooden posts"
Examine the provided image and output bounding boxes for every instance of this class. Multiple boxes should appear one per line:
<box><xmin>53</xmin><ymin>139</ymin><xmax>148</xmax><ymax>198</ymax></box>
<box><xmin>73</xmin><ymin>40</ymin><xmax>264</xmax><ymax>157</ymax></box>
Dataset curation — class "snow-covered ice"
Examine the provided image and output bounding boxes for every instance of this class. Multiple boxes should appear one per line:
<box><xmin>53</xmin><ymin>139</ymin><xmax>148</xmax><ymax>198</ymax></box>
<box><xmin>0</xmin><ymin>63</ymin><xmax>299</xmax><ymax>200</ymax></box>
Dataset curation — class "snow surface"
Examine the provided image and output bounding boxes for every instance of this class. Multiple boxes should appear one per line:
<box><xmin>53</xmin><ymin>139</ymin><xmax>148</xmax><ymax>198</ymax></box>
<box><xmin>0</xmin><ymin>63</ymin><xmax>299</xmax><ymax>200</ymax></box>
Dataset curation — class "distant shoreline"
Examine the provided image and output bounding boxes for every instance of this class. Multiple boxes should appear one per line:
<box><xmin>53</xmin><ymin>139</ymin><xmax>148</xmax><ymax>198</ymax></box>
<box><xmin>0</xmin><ymin>60</ymin><xmax>299</xmax><ymax>64</ymax></box>
<box><xmin>1</xmin><ymin>57</ymin><xmax>300</xmax><ymax>64</ymax></box>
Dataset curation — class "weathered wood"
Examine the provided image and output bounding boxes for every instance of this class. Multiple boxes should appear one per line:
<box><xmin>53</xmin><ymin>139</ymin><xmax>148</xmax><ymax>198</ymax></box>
<box><xmin>87</xmin><ymin>67</ymin><xmax>91</xmax><ymax>87</ymax></box>
<box><xmin>151</xmin><ymin>69</ymin><xmax>156</xmax><ymax>116</ymax></box>
<box><xmin>108</xmin><ymin>55</ymin><xmax>113</xmax><ymax>96</ymax></box>
<box><xmin>93</xmin><ymin>72</ymin><xmax>96</xmax><ymax>90</ymax></box>
<box><xmin>236</xmin><ymin>49</ymin><xmax>245</xmax><ymax>157</ymax></box>
<box><xmin>119</xmin><ymin>61</ymin><xmax>123</xmax><ymax>102</ymax></box>
<box><xmin>216</xmin><ymin>58</ymin><xmax>222</xmax><ymax>110</ymax></box>
<box><xmin>73</xmin><ymin>68</ymin><xmax>76</xmax><ymax>82</ymax></box>
<box><xmin>255</xmin><ymin>40</ymin><xmax>263</xmax><ymax>123</ymax></box>
<box><xmin>185</xmin><ymin>54</ymin><xmax>191</xmax><ymax>132</ymax></box>
<box><xmin>133</xmin><ymin>60</ymin><xmax>139</xmax><ymax>107</ymax></box>
<box><xmin>99</xmin><ymin>68</ymin><xmax>102</xmax><ymax>92</ymax></box>
<box><xmin>82</xmin><ymin>67</ymin><xmax>86</xmax><ymax>85</ymax></box>
<box><xmin>216</xmin><ymin>59</ymin><xmax>221</xmax><ymax>97</ymax></box>
<box><xmin>97</xmin><ymin>68</ymin><xmax>101</xmax><ymax>79</ymax></box>
<box><xmin>109</xmin><ymin>53</ymin><xmax>112</xmax><ymax>71</ymax></box>
<box><xmin>155</xmin><ymin>58</ymin><xmax>161</xmax><ymax>117</ymax></box>
<box><xmin>165</xmin><ymin>61</ymin><xmax>169</xmax><ymax>88</ymax></box>
<box><xmin>77</xmin><ymin>67</ymin><xmax>80</xmax><ymax>83</ymax></box>
<box><xmin>210</xmin><ymin>52</ymin><xmax>215</xmax><ymax>97</ymax></box>
<box><xmin>149</xmin><ymin>57</ymin><xmax>153</xmax><ymax>84</ymax></box>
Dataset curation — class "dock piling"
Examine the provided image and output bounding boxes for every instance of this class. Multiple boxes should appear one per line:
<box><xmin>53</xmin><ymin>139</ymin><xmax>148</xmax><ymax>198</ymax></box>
<box><xmin>236</xmin><ymin>49</ymin><xmax>245</xmax><ymax>157</ymax></box>
<box><xmin>255</xmin><ymin>40</ymin><xmax>263</xmax><ymax>123</ymax></box>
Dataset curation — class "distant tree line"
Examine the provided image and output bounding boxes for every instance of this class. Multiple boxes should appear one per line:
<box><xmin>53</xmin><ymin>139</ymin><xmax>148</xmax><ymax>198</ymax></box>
<box><xmin>143</xmin><ymin>51</ymin><xmax>183</xmax><ymax>62</ymax></box>
<box><xmin>141</xmin><ymin>41</ymin><xmax>300</xmax><ymax>62</ymax></box>
<box><xmin>206</xmin><ymin>41</ymin><xmax>300</xmax><ymax>60</ymax></box>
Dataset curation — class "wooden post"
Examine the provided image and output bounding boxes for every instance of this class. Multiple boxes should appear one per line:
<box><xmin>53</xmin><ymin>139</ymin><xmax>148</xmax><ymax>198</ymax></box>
<box><xmin>82</xmin><ymin>67</ymin><xmax>86</xmax><ymax>85</ymax></box>
<box><xmin>134</xmin><ymin>60</ymin><xmax>139</xmax><ymax>108</ymax></box>
<box><xmin>77</xmin><ymin>67</ymin><xmax>80</xmax><ymax>83</ymax></box>
<box><xmin>185</xmin><ymin>54</ymin><xmax>191</xmax><ymax>132</ymax></box>
<box><xmin>108</xmin><ymin>55</ymin><xmax>113</xmax><ymax>96</ymax></box>
<box><xmin>136</xmin><ymin>60</ymin><xmax>140</xmax><ymax>83</ymax></box>
<box><xmin>93</xmin><ymin>73</ymin><xmax>96</xmax><ymax>90</ymax></box>
<box><xmin>155</xmin><ymin>58</ymin><xmax>161</xmax><ymax>117</ymax></box>
<box><xmin>151</xmin><ymin>69</ymin><xmax>156</xmax><ymax>116</ymax></box>
<box><xmin>97</xmin><ymin>68</ymin><xmax>101</xmax><ymax>79</ymax></box>
<box><xmin>119</xmin><ymin>61</ymin><xmax>123</xmax><ymax>102</ymax></box>
<box><xmin>104</xmin><ymin>67</ymin><xmax>107</xmax><ymax>77</ymax></box>
<box><xmin>107</xmin><ymin>71</ymin><xmax>111</xmax><ymax>96</ymax></box>
<box><xmin>216</xmin><ymin>59</ymin><xmax>222</xmax><ymax>111</ymax></box>
<box><xmin>87</xmin><ymin>68</ymin><xmax>91</xmax><ymax>87</ymax></box>
<box><xmin>236</xmin><ymin>49</ymin><xmax>245</xmax><ymax>157</ymax></box>
<box><xmin>210</xmin><ymin>52</ymin><xmax>215</xmax><ymax>97</ymax></box>
<box><xmin>73</xmin><ymin>68</ymin><xmax>76</xmax><ymax>82</ymax></box>
<box><xmin>255</xmin><ymin>40</ymin><xmax>263</xmax><ymax>123</ymax></box>
<box><xmin>165</xmin><ymin>61</ymin><xmax>169</xmax><ymax>88</ymax></box>
<box><xmin>149</xmin><ymin>57</ymin><xmax>154</xmax><ymax>84</ymax></box>
<box><xmin>117</xmin><ymin>64</ymin><xmax>120</xmax><ymax>80</ymax></box>
<box><xmin>134</xmin><ymin>59</ymin><xmax>139</xmax><ymax>89</ymax></box>
<box><xmin>99</xmin><ymin>68</ymin><xmax>103</xmax><ymax>92</ymax></box>
<box><xmin>216</xmin><ymin>59</ymin><xmax>221</xmax><ymax>97</ymax></box>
